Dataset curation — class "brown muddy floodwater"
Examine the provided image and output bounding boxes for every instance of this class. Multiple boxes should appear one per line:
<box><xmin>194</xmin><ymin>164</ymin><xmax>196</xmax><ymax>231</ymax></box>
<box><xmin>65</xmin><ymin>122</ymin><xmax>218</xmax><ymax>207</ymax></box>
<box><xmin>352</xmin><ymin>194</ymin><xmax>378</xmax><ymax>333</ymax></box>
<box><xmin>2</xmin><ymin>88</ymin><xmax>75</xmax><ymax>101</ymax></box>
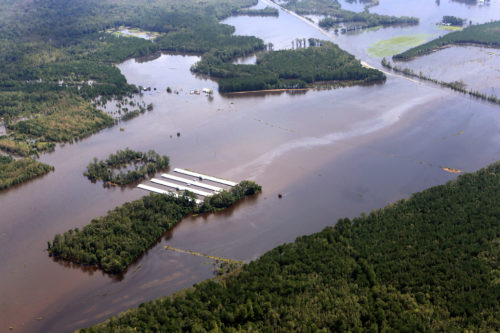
<box><xmin>2</xmin><ymin>0</ymin><xmax>500</xmax><ymax>332</ymax></box>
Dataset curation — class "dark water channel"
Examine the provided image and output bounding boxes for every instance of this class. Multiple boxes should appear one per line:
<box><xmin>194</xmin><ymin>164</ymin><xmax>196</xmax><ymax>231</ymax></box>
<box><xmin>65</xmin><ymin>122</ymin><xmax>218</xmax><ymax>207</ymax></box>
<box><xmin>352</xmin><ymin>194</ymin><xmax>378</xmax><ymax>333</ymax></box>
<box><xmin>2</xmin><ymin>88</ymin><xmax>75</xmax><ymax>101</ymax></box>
<box><xmin>1</xmin><ymin>0</ymin><xmax>500</xmax><ymax>331</ymax></box>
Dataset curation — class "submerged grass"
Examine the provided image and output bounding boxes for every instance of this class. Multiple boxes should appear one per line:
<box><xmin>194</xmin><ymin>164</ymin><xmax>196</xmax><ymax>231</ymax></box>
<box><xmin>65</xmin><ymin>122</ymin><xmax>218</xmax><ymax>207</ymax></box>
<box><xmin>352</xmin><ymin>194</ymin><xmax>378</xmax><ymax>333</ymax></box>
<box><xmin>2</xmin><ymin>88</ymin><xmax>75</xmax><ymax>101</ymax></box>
<box><xmin>368</xmin><ymin>34</ymin><xmax>436</xmax><ymax>58</ymax></box>
<box><xmin>437</xmin><ymin>25</ymin><xmax>463</xmax><ymax>32</ymax></box>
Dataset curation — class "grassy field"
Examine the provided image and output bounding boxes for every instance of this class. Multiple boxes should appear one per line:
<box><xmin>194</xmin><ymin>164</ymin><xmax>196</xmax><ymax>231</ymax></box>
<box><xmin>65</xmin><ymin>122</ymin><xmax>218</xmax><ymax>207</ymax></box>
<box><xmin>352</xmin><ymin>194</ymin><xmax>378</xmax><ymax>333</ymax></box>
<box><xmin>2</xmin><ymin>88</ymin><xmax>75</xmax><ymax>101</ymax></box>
<box><xmin>368</xmin><ymin>34</ymin><xmax>436</xmax><ymax>58</ymax></box>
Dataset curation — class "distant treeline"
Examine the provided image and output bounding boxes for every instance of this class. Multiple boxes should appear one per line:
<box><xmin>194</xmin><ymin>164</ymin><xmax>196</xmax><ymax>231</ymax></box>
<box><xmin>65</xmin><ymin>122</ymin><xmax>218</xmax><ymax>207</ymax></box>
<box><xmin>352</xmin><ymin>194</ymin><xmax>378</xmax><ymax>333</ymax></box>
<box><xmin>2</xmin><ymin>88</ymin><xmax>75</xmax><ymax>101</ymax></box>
<box><xmin>393</xmin><ymin>20</ymin><xmax>500</xmax><ymax>61</ymax></box>
<box><xmin>83</xmin><ymin>161</ymin><xmax>500</xmax><ymax>331</ymax></box>
<box><xmin>84</xmin><ymin>148</ymin><xmax>169</xmax><ymax>186</ymax></box>
<box><xmin>233</xmin><ymin>6</ymin><xmax>279</xmax><ymax>16</ymax></box>
<box><xmin>48</xmin><ymin>180</ymin><xmax>261</xmax><ymax>273</ymax></box>
<box><xmin>194</xmin><ymin>39</ymin><xmax>385</xmax><ymax>93</ymax></box>
<box><xmin>0</xmin><ymin>155</ymin><xmax>54</xmax><ymax>190</ymax></box>
<box><xmin>278</xmin><ymin>0</ymin><xmax>418</xmax><ymax>30</ymax></box>
<box><xmin>319</xmin><ymin>11</ymin><xmax>418</xmax><ymax>30</ymax></box>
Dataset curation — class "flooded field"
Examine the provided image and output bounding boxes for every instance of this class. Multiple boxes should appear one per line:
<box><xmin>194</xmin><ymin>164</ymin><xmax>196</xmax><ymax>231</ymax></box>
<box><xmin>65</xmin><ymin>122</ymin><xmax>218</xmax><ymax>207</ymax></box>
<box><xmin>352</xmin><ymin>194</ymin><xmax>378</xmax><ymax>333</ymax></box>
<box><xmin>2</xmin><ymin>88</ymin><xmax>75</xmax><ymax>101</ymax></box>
<box><xmin>398</xmin><ymin>45</ymin><xmax>500</xmax><ymax>96</ymax></box>
<box><xmin>2</xmin><ymin>0</ymin><xmax>500</xmax><ymax>332</ymax></box>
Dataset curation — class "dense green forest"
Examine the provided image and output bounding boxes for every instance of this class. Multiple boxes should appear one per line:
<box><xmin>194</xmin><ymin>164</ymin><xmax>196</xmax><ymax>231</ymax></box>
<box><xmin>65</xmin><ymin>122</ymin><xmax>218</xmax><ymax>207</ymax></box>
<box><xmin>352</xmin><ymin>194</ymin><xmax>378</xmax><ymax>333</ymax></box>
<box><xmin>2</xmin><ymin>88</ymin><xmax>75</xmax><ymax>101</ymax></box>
<box><xmin>47</xmin><ymin>181</ymin><xmax>261</xmax><ymax>273</ymax></box>
<box><xmin>84</xmin><ymin>148</ymin><xmax>169</xmax><ymax>186</ymax></box>
<box><xmin>277</xmin><ymin>0</ymin><xmax>418</xmax><ymax>31</ymax></box>
<box><xmin>195</xmin><ymin>39</ymin><xmax>385</xmax><ymax>93</ymax></box>
<box><xmin>0</xmin><ymin>155</ymin><xmax>54</xmax><ymax>190</ymax></box>
<box><xmin>318</xmin><ymin>12</ymin><xmax>418</xmax><ymax>31</ymax></box>
<box><xmin>198</xmin><ymin>181</ymin><xmax>262</xmax><ymax>213</ymax></box>
<box><xmin>83</xmin><ymin>162</ymin><xmax>499</xmax><ymax>331</ymax></box>
<box><xmin>394</xmin><ymin>20</ymin><xmax>500</xmax><ymax>60</ymax></box>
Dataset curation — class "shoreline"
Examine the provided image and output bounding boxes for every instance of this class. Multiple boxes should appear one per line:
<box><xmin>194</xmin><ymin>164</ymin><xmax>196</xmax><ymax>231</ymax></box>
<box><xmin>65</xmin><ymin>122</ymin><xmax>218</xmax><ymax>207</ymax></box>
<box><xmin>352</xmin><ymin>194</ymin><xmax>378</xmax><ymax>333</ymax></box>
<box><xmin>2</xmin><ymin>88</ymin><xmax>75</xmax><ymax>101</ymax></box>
<box><xmin>393</xmin><ymin>42</ymin><xmax>500</xmax><ymax>62</ymax></box>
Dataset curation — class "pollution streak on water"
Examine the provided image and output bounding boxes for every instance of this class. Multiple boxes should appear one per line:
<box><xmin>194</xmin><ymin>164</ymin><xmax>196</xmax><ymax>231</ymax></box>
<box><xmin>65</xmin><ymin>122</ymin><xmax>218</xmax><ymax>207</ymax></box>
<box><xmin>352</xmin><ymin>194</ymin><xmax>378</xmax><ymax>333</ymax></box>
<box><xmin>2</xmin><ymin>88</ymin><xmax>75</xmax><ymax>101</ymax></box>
<box><xmin>1</xmin><ymin>0</ymin><xmax>500</xmax><ymax>331</ymax></box>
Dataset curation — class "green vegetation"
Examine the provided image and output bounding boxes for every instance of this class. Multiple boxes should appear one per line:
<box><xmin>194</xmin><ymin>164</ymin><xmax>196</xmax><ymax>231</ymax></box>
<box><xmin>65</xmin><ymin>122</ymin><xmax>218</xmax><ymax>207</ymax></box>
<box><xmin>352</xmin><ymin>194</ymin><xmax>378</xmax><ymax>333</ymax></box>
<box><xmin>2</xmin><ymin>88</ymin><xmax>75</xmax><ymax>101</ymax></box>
<box><xmin>84</xmin><ymin>148</ymin><xmax>169</xmax><ymax>186</ymax></box>
<box><xmin>9</xmin><ymin>96</ymin><xmax>114</xmax><ymax>143</ymax></box>
<box><xmin>318</xmin><ymin>12</ymin><xmax>418</xmax><ymax>31</ymax></box>
<box><xmin>197</xmin><ymin>180</ymin><xmax>262</xmax><ymax>213</ymax></box>
<box><xmin>394</xmin><ymin>20</ymin><xmax>500</xmax><ymax>60</ymax></box>
<box><xmin>234</xmin><ymin>6</ymin><xmax>279</xmax><ymax>16</ymax></box>
<box><xmin>48</xmin><ymin>180</ymin><xmax>261</xmax><ymax>273</ymax></box>
<box><xmin>0</xmin><ymin>155</ymin><xmax>54</xmax><ymax>190</ymax></box>
<box><xmin>83</xmin><ymin>162</ymin><xmax>500</xmax><ymax>331</ymax></box>
<box><xmin>367</xmin><ymin>34</ymin><xmax>436</xmax><ymax>58</ymax></box>
<box><xmin>48</xmin><ymin>193</ymin><xmax>197</xmax><ymax>273</ymax></box>
<box><xmin>197</xmin><ymin>39</ymin><xmax>385</xmax><ymax>93</ymax></box>
<box><xmin>442</xmin><ymin>15</ymin><xmax>465</xmax><ymax>27</ymax></box>
<box><xmin>381</xmin><ymin>58</ymin><xmax>500</xmax><ymax>105</ymax></box>
<box><xmin>276</xmin><ymin>0</ymin><xmax>418</xmax><ymax>31</ymax></box>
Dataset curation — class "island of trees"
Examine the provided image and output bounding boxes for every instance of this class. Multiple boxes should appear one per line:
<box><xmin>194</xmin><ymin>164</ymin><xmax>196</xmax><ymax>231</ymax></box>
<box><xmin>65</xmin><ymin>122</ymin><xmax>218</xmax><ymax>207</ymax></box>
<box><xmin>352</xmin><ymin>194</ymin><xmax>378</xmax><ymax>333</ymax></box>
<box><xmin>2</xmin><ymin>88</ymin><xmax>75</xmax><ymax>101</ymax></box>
<box><xmin>0</xmin><ymin>155</ymin><xmax>54</xmax><ymax>190</ymax></box>
<box><xmin>81</xmin><ymin>161</ymin><xmax>500</xmax><ymax>331</ymax></box>
<box><xmin>194</xmin><ymin>39</ymin><xmax>386</xmax><ymax>93</ymax></box>
<box><xmin>197</xmin><ymin>180</ymin><xmax>262</xmax><ymax>213</ymax></box>
<box><xmin>47</xmin><ymin>180</ymin><xmax>262</xmax><ymax>273</ymax></box>
<box><xmin>393</xmin><ymin>20</ymin><xmax>500</xmax><ymax>61</ymax></box>
<box><xmin>442</xmin><ymin>15</ymin><xmax>466</xmax><ymax>27</ymax></box>
<box><xmin>233</xmin><ymin>6</ymin><xmax>279</xmax><ymax>16</ymax></box>
<box><xmin>276</xmin><ymin>0</ymin><xmax>418</xmax><ymax>32</ymax></box>
<box><xmin>318</xmin><ymin>12</ymin><xmax>418</xmax><ymax>31</ymax></box>
<box><xmin>84</xmin><ymin>148</ymin><xmax>169</xmax><ymax>186</ymax></box>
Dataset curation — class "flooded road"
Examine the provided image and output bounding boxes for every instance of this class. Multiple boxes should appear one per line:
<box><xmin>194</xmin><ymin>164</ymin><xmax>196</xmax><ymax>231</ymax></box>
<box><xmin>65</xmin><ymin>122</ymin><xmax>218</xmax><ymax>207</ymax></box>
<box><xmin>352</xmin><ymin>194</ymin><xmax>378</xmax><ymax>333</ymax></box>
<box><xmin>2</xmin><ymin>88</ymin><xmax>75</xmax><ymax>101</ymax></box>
<box><xmin>2</xmin><ymin>0</ymin><xmax>500</xmax><ymax>331</ymax></box>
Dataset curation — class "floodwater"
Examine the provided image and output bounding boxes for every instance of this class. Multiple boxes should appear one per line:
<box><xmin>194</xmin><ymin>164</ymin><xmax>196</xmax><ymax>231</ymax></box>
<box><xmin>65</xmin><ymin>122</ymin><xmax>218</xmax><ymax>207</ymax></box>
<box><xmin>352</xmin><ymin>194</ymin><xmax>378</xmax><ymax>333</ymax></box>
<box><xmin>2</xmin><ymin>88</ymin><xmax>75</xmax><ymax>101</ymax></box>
<box><xmin>401</xmin><ymin>46</ymin><xmax>500</xmax><ymax>95</ymax></box>
<box><xmin>2</xmin><ymin>0</ymin><xmax>500</xmax><ymax>332</ymax></box>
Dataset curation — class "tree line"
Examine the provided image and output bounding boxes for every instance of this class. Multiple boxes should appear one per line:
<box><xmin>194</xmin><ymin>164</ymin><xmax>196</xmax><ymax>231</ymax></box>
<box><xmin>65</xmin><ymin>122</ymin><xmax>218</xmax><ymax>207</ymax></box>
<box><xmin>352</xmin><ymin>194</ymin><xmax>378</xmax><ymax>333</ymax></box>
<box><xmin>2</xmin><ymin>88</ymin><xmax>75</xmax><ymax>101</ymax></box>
<box><xmin>233</xmin><ymin>6</ymin><xmax>279</xmax><ymax>17</ymax></box>
<box><xmin>393</xmin><ymin>20</ymin><xmax>500</xmax><ymax>61</ymax></box>
<box><xmin>319</xmin><ymin>11</ymin><xmax>418</xmax><ymax>30</ymax></box>
<box><xmin>279</xmin><ymin>0</ymin><xmax>418</xmax><ymax>31</ymax></box>
<box><xmin>197</xmin><ymin>180</ymin><xmax>262</xmax><ymax>213</ymax></box>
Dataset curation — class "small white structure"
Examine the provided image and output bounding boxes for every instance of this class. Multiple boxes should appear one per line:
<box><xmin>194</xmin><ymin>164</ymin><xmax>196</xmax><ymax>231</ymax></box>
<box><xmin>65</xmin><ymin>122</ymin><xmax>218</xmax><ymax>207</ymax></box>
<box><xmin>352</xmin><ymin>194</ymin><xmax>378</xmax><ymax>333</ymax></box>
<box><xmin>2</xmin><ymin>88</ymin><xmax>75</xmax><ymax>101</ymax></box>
<box><xmin>151</xmin><ymin>179</ymin><xmax>213</xmax><ymax>197</ymax></box>
<box><xmin>174</xmin><ymin>168</ymin><xmax>237</xmax><ymax>186</ymax></box>
<box><xmin>161</xmin><ymin>174</ymin><xmax>222</xmax><ymax>192</ymax></box>
<box><xmin>137</xmin><ymin>184</ymin><xmax>202</xmax><ymax>204</ymax></box>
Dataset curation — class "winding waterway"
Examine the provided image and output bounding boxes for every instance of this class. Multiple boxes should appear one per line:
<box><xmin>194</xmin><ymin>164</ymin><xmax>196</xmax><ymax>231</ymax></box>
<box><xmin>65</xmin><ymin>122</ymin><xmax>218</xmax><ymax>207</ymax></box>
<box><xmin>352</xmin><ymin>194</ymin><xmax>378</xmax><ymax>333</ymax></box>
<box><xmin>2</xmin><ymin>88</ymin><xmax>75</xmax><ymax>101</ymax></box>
<box><xmin>2</xmin><ymin>0</ymin><xmax>500</xmax><ymax>331</ymax></box>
